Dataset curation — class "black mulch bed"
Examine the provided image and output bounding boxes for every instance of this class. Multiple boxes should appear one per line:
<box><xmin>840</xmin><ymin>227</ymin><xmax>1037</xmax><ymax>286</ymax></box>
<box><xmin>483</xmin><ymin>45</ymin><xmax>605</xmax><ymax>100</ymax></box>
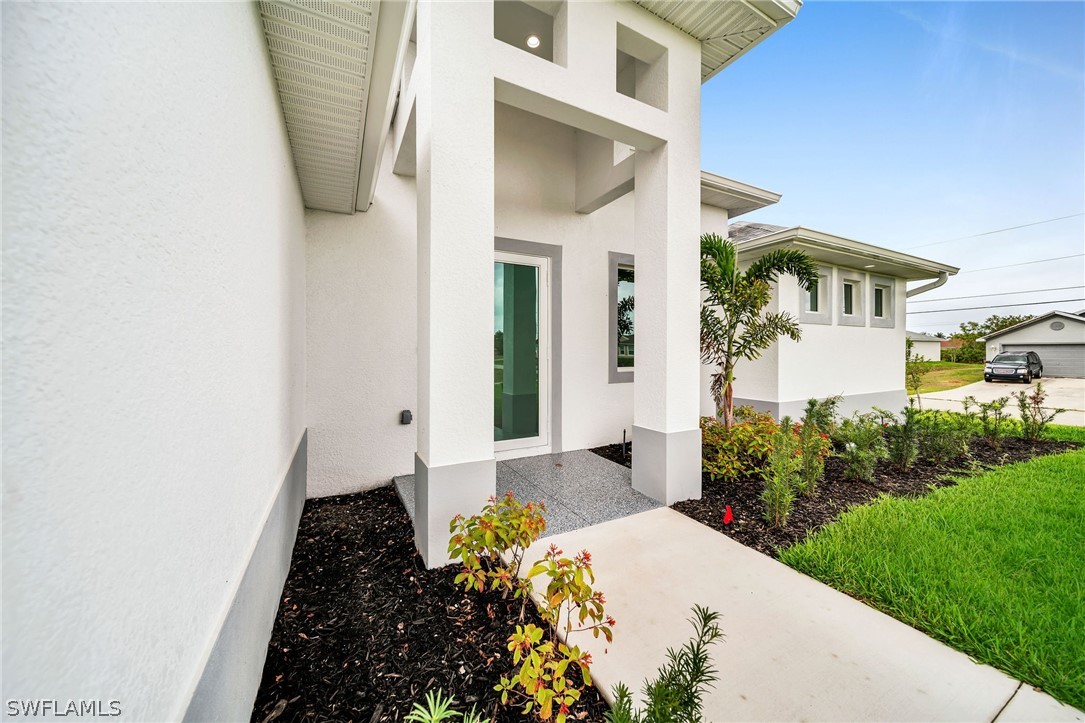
<box><xmin>250</xmin><ymin>485</ymin><xmax>610</xmax><ymax>723</ymax></box>
<box><xmin>591</xmin><ymin>437</ymin><xmax>1078</xmax><ymax>558</ymax></box>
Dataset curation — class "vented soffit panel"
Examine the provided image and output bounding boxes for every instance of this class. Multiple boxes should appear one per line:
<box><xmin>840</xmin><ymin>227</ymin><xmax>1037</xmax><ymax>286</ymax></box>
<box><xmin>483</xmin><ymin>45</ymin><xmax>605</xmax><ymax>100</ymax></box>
<box><xmin>632</xmin><ymin>0</ymin><xmax>801</xmax><ymax>81</ymax></box>
<box><xmin>260</xmin><ymin>0</ymin><xmax>378</xmax><ymax>213</ymax></box>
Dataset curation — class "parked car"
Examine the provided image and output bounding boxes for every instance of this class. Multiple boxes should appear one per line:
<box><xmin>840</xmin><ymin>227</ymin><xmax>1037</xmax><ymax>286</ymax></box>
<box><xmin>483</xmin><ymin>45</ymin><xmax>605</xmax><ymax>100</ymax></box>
<box><xmin>984</xmin><ymin>351</ymin><xmax>1043</xmax><ymax>383</ymax></box>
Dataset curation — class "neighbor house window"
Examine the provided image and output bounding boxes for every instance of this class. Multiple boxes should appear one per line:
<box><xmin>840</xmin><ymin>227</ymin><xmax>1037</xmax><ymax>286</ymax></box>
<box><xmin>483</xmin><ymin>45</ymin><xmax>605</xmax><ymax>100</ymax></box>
<box><xmin>870</xmin><ymin>276</ymin><xmax>894</xmax><ymax>328</ymax></box>
<box><xmin>799</xmin><ymin>265</ymin><xmax>832</xmax><ymax>325</ymax></box>
<box><xmin>838</xmin><ymin>274</ymin><xmax>865</xmax><ymax>326</ymax></box>
<box><xmin>608</xmin><ymin>252</ymin><xmax>635</xmax><ymax>383</ymax></box>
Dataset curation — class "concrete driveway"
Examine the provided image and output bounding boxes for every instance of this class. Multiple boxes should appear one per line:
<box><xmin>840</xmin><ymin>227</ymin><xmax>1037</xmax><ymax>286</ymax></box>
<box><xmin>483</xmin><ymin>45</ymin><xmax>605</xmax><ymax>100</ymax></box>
<box><xmin>920</xmin><ymin>377</ymin><xmax>1085</xmax><ymax>426</ymax></box>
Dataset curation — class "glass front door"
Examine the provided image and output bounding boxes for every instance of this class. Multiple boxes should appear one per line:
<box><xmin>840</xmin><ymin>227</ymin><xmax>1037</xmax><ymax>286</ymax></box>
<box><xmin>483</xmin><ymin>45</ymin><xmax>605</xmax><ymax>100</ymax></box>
<box><xmin>494</xmin><ymin>252</ymin><xmax>549</xmax><ymax>451</ymax></box>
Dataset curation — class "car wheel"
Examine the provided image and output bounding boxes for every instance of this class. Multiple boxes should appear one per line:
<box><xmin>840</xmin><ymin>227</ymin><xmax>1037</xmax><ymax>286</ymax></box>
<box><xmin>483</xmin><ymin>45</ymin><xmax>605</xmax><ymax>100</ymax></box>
<box><xmin>984</xmin><ymin>376</ymin><xmax>991</xmax><ymax>382</ymax></box>
<box><xmin>1023</xmin><ymin>372</ymin><xmax>1032</xmax><ymax>383</ymax></box>
<box><xmin>1037</xmin><ymin>368</ymin><xmax>1042</xmax><ymax>379</ymax></box>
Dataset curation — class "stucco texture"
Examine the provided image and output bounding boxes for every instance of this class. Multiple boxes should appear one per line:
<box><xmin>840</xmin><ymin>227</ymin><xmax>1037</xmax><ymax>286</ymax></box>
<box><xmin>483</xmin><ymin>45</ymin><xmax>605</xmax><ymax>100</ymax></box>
<box><xmin>2</xmin><ymin>3</ymin><xmax>305</xmax><ymax>720</ymax></box>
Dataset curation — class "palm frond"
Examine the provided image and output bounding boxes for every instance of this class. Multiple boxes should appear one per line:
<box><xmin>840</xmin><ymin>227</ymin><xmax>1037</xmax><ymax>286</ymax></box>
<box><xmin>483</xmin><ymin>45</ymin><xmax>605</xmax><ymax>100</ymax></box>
<box><xmin>745</xmin><ymin>248</ymin><xmax>819</xmax><ymax>291</ymax></box>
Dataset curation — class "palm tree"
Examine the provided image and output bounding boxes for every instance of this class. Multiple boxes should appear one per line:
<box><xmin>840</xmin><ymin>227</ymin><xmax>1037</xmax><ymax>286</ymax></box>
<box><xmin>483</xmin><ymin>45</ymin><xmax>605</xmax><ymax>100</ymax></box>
<box><xmin>700</xmin><ymin>233</ymin><xmax>819</xmax><ymax>428</ymax></box>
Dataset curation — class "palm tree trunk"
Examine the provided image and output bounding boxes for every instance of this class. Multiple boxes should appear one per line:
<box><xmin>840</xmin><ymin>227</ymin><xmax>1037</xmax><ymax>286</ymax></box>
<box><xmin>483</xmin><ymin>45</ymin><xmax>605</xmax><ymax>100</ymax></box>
<box><xmin>722</xmin><ymin>375</ymin><xmax>735</xmax><ymax>428</ymax></box>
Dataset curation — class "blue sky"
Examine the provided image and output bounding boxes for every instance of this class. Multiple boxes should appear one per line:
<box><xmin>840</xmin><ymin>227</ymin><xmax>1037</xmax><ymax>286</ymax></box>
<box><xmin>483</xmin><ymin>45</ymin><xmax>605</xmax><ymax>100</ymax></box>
<box><xmin>701</xmin><ymin>1</ymin><xmax>1085</xmax><ymax>334</ymax></box>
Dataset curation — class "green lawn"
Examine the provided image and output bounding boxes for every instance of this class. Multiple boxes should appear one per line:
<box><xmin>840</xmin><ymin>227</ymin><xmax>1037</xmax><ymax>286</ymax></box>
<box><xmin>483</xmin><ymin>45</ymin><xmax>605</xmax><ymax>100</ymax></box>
<box><xmin>780</xmin><ymin>444</ymin><xmax>1085</xmax><ymax>710</ymax></box>
<box><xmin>913</xmin><ymin>361</ymin><xmax>984</xmax><ymax>394</ymax></box>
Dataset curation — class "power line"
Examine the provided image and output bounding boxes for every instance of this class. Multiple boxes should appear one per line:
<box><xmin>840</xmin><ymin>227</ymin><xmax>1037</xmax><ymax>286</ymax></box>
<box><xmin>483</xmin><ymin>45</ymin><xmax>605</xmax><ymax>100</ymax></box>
<box><xmin>959</xmin><ymin>254</ymin><xmax>1085</xmax><ymax>274</ymax></box>
<box><xmin>903</xmin><ymin>213</ymin><xmax>1085</xmax><ymax>250</ymax></box>
<box><xmin>908</xmin><ymin>298</ymin><xmax>1085</xmax><ymax>314</ymax></box>
<box><xmin>908</xmin><ymin>285</ymin><xmax>1084</xmax><ymax>303</ymax></box>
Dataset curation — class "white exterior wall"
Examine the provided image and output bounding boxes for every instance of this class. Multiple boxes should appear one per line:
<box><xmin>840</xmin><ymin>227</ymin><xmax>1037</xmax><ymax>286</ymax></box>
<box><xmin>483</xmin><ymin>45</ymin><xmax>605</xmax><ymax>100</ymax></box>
<box><xmin>306</xmin><ymin>139</ymin><xmax>418</xmax><ymax>498</ymax></box>
<box><xmin>910</xmin><ymin>339</ymin><xmax>943</xmax><ymax>361</ymax></box>
<box><xmin>778</xmin><ymin>271</ymin><xmax>908</xmax><ymax>415</ymax></box>
<box><xmin>496</xmin><ymin>105</ymin><xmax>639</xmax><ymax>451</ymax></box>
<box><xmin>2</xmin><ymin>4</ymin><xmax>306</xmax><ymax>721</ymax></box>
<box><xmin>985</xmin><ymin>317</ymin><xmax>1085</xmax><ymax>359</ymax></box>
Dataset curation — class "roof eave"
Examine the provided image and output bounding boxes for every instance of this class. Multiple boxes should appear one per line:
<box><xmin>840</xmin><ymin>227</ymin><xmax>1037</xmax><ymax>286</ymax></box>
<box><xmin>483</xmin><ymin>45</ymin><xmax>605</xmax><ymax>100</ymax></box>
<box><xmin>700</xmin><ymin>170</ymin><xmax>781</xmax><ymax>217</ymax></box>
<box><xmin>978</xmin><ymin>310</ymin><xmax>1084</xmax><ymax>341</ymax></box>
<box><xmin>736</xmin><ymin>226</ymin><xmax>960</xmax><ymax>280</ymax></box>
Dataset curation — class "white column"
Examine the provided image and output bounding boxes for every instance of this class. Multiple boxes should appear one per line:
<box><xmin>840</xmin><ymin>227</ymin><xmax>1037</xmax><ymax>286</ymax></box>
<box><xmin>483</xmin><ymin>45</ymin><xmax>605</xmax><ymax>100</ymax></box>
<box><xmin>414</xmin><ymin>0</ymin><xmax>496</xmax><ymax>567</ymax></box>
<box><xmin>632</xmin><ymin>136</ymin><xmax>702</xmax><ymax>504</ymax></box>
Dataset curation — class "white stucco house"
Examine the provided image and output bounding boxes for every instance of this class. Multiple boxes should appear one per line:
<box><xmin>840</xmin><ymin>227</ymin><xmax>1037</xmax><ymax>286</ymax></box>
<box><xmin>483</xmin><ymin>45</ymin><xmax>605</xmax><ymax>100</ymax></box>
<box><xmin>978</xmin><ymin>310</ymin><xmax>1085</xmax><ymax>377</ymax></box>
<box><xmin>716</xmin><ymin>223</ymin><xmax>959</xmax><ymax>419</ymax></box>
<box><xmin>3</xmin><ymin>1</ymin><xmax>960</xmax><ymax>721</ymax></box>
<box><xmin>907</xmin><ymin>330</ymin><xmax>946</xmax><ymax>362</ymax></box>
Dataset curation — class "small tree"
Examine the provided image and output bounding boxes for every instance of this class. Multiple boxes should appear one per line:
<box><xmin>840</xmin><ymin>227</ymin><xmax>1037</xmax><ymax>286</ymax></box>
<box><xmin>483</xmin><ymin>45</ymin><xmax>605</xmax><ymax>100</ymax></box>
<box><xmin>700</xmin><ymin>233</ymin><xmax>818</xmax><ymax>427</ymax></box>
<box><xmin>905</xmin><ymin>337</ymin><xmax>931</xmax><ymax>409</ymax></box>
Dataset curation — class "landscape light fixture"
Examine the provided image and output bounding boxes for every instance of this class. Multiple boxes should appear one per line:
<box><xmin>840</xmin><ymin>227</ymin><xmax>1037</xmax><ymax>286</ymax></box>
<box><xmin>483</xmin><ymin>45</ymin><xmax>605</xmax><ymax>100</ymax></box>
<box><xmin>526</xmin><ymin>34</ymin><xmax>541</xmax><ymax>49</ymax></box>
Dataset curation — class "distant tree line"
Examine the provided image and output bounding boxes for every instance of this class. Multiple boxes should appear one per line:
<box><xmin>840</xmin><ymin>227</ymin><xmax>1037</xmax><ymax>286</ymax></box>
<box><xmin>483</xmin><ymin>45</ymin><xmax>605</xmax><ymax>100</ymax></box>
<box><xmin>943</xmin><ymin>314</ymin><xmax>1033</xmax><ymax>363</ymax></box>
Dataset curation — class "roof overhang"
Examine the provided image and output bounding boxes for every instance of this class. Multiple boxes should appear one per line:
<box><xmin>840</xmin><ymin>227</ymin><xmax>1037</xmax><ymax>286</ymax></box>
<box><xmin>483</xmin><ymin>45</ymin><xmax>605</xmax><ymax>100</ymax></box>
<box><xmin>259</xmin><ymin>0</ymin><xmax>414</xmax><ymax>214</ymax></box>
<box><xmin>978</xmin><ymin>311</ymin><xmax>1085</xmax><ymax>342</ymax></box>
<box><xmin>736</xmin><ymin>226</ymin><xmax>960</xmax><ymax>281</ymax></box>
<box><xmin>700</xmin><ymin>171</ymin><xmax>781</xmax><ymax>217</ymax></box>
<box><xmin>633</xmin><ymin>0</ymin><xmax>801</xmax><ymax>82</ymax></box>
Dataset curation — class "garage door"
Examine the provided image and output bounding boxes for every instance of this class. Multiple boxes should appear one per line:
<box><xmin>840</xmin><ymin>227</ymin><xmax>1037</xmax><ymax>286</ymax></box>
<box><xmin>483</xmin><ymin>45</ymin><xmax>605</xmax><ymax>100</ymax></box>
<box><xmin>1003</xmin><ymin>344</ymin><xmax>1085</xmax><ymax>378</ymax></box>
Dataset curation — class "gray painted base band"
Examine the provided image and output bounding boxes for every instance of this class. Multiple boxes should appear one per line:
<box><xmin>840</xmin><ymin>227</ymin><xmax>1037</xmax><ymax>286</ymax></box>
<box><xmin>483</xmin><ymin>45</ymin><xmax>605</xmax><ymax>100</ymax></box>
<box><xmin>183</xmin><ymin>431</ymin><xmax>307</xmax><ymax>723</ymax></box>
<box><xmin>631</xmin><ymin>426</ymin><xmax>701</xmax><ymax>505</ymax></box>
<box><xmin>415</xmin><ymin>454</ymin><xmax>496</xmax><ymax>568</ymax></box>
<box><xmin>733</xmin><ymin>389</ymin><xmax>910</xmax><ymax>420</ymax></box>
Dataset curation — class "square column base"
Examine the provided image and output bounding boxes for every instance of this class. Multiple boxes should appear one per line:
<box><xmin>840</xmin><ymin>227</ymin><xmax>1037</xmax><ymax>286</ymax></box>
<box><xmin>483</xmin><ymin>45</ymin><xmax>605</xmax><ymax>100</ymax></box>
<box><xmin>632</xmin><ymin>426</ymin><xmax>701</xmax><ymax>505</ymax></box>
<box><xmin>414</xmin><ymin>453</ymin><xmax>496</xmax><ymax>568</ymax></box>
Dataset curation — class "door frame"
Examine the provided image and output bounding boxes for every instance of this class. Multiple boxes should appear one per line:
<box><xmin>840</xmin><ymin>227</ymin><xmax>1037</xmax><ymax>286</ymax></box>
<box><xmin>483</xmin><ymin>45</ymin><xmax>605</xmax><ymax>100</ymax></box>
<box><xmin>494</xmin><ymin>238</ymin><xmax>562</xmax><ymax>459</ymax></box>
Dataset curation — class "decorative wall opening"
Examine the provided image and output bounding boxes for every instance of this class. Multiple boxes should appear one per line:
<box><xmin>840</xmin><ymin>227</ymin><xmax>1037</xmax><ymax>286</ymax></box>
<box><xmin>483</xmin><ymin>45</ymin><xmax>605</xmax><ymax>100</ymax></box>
<box><xmin>615</xmin><ymin>23</ymin><xmax>667</xmax><ymax>111</ymax></box>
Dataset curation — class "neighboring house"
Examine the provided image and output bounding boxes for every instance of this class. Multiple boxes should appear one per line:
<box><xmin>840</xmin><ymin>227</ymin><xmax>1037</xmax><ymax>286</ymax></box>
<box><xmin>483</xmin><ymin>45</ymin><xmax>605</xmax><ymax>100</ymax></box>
<box><xmin>705</xmin><ymin>223</ymin><xmax>959</xmax><ymax>419</ymax></box>
<box><xmin>4</xmin><ymin>1</ymin><xmax>806</xmax><ymax>721</ymax></box>
<box><xmin>907</xmin><ymin>330</ymin><xmax>945</xmax><ymax>361</ymax></box>
<box><xmin>978</xmin><ymin>311</ymin><xmax>1085</xmax><ymax>377</ymax></box>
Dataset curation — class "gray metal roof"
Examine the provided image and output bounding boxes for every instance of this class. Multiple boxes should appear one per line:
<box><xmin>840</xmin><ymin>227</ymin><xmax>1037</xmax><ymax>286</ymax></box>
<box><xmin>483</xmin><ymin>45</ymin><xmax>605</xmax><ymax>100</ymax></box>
<box><xmin>728</xmin><ymin>221</ymin><xmax>787</xmax><ymax>244</ymax></box>
<box><xmin>906</xmin><ymin>331</ymin><xmax>943</xmax><ymax>342</ymax></box>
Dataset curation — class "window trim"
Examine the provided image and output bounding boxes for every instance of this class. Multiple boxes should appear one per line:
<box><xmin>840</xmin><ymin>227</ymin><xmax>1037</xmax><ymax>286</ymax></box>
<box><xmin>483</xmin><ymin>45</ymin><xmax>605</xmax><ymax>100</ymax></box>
<box><xmin>870</xmin><ymin>275</ymin><xmax>895</xmax><ymax>328</ymax></box>
<box><xmin>798</xmin><ymin>265</ymin><xmax>832</xmax><ymax>325</ymax></box>
<box><xmin>838</xmin><ymin>272</ymin><xmax>866</xmax><ymax>327</ymax></box>
<box><xmin>608</xmin><ymin>251</ymin><xmax>634</xmax><ymax>384</ymax></box>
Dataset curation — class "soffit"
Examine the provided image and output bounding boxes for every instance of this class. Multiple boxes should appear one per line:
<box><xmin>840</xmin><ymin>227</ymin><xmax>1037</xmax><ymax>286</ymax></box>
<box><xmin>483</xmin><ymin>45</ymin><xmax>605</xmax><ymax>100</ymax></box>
<box><xmin>259</xmin><ymin>0</ymin><xmax>378</xmax><ymax>213</ymax></box>
<box><xmin>632</xmin><ymin>0</ymin><xmax>801</xmax><ymax>81</ymax></box>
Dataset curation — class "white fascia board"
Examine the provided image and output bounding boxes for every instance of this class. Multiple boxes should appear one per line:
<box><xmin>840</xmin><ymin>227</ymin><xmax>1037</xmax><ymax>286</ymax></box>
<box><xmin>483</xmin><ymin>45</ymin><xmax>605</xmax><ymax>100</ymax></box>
<box><xmin>699</xmin><ymin>170</ymin><xmax>781</xmax><ymax>215</ymax></box>
<box><xmin>737</xmin><ymin>226</ymin><xmax>960</xmax><ymax>280</ymax></box>
<box><xmin>978</xmin><ymin>311</ymin><xmax>1085</xmax><ymax>342</ymax></box>
<box><xmin>356</xmin><ymin>0</ymin><xmax>416</xmax><ymax>211</ymax></box>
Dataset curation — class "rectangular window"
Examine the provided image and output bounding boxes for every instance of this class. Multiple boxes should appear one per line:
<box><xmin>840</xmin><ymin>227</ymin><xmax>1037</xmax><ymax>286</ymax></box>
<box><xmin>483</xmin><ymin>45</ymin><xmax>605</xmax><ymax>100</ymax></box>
<box><xmin>843</xmin><ymin>282</ymin><xmax>854</xmax><ymax>315</ymax></box>
<box><xmin>870</xmin><ymin>276</ymin><xmax>894</xmax><ymax>328</ymax></box>
<box><xmin>874</xmin><ymin>287</ymin><xmax>884</xmax><ymax>318</ymax></box>
<box><xmin>806</xmin><ymin>280</ymin><xmax>819</xmax><ymax>313</ymax></box>
<box><xmin>616</xmin><ymin>266</ymin><xmax>634</xmax><ymax>368</ymax></box>
<box><xmin>608</xmin><ymin>252</ymin><xmax>635</xmax><ymax>383</ymax></box>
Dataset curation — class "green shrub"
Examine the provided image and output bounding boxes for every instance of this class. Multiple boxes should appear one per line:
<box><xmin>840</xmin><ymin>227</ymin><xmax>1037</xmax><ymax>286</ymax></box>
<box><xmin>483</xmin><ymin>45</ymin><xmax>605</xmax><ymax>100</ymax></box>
<box><xmin>963</xmin><ymin>395</ymin><xmax>1013</xmax><ymax>449</ymax></box>
<box><xmin>833</xmin><ymin>415</ymin><xmax>888</xmax><ymax>482</ymax></box>
<box><xmin>761</xmin><ymin>417</ymin><xmax>802</xmax><ymax>527</ymax></box>
<box><xmin>499</xmin><ymin>546</ymin><xmax>615</xmax><ymax>722</ymax></box>
<box><xmin>801</xmin><ymin>395</ymin><xmax>842</xmax><ymax>435</ymax></box>
<box><xmin>448</xmin><ymin>491</ymin><xmax>546</xmax><ymax>604</ymax></box>
<box><xmin>605</xmin><ymin>606</ymin><xmax>723</xmax><ymax>723</ymax></box>
<box><xmin>795</xmin><ymin>422</ymin><xmax>832</xmax><ymax>496</ymax></box>
<box><xmin>1016</xmin><ymin>382</ymin><xmax>1066</xmax><ymax>441</ymax></box>
<box><xmin>915</xmin><ymin>410</ymin><xmax>972</xmax><ymax>463</ymax></box>
<box><xmin>700</xmin><ymin>411</ymin><xmax>777</xmax><ymax>482</ymax></box>
<box><xmin>405</xmin><ymin>691</ymin><xmax>490</xmax><ymax>723</ymax></box>
<box><xmin>876</xmin><ymin>406</ymin><xmax>920</xmax><ymax>472</ymax></box>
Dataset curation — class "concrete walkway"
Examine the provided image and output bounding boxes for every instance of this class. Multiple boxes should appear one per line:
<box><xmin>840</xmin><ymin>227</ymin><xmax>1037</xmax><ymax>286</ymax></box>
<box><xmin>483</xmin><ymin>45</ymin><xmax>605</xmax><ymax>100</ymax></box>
<box><xmin>920</xmin><ymin>377</ymin><xmax>1085</xmax><ymax>426</ymax></box>
<box><xmin>524</xmin><ymin>507</ymin><xmax>1084</xmax><ymax>722</ymax></box>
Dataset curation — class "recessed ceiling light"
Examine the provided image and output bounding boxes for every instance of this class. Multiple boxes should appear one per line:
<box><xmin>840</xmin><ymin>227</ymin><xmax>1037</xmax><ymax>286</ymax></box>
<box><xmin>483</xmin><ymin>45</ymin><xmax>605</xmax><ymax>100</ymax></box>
<box><xmin>525</xmin><ymin>34</ymin><xmax>541</xmax><ymax>49</ymax></box>
<box><xmin>864</xmin><ymin>264</ymin><xmax>876</xmax><ymax>268</ymax></box>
